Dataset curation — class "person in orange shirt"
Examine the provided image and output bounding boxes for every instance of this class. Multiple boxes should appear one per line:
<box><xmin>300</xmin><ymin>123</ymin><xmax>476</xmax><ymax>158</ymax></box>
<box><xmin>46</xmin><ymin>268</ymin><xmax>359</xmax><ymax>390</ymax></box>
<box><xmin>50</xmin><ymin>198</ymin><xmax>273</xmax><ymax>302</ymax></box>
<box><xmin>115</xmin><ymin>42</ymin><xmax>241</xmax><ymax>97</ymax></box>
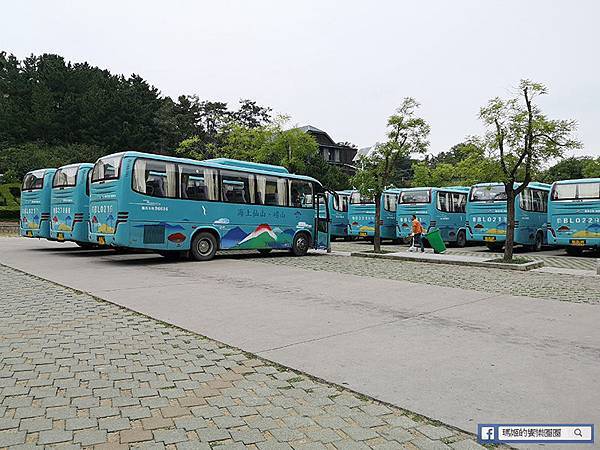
<box><xmin>411</xmin><ymin>214</ymin><xmax>425</xmax><ymax>252</ymax></box>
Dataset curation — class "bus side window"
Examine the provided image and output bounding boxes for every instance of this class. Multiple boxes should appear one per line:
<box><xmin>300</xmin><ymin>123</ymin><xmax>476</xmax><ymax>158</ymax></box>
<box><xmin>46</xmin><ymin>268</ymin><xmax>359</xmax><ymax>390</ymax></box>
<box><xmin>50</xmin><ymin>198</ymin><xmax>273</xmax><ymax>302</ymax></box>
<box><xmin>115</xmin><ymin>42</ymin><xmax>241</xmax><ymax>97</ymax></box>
<box><xmin>257</xmin><ymin>175</ymin><xmax>288</xmax><ymax>207</ymax></box>
<box><xmin>179</xmin><ymin>164</ymin><xmax>218</xmax><ymax>201</ymax></box>
<box><xmin>290</xmin><ymin>181</ymin><xmax>313</xmax><ymax>208</ymax></box>
<box><xmin>220</xmin><ymin>170</ymin><xmax>255</xmax><ymax>204</ymax></box>
<box><xmin>384</xmin><ymin>193</ymin><xmax>397</xmax><ymax>212</ymax></box>
<box><xmin>437</xmin><ymin>192</ymin><xmax>447</xmax><ymax>212</ymax></box>
<box><xmin>453</xmin><ymin>193</ymin><xmax>466</xmax><ymax>213</ymax></box>
<box><xmin>133</xmin><ymin>159</ymin><xmax>177</xmax><ymax>198</ymax></box>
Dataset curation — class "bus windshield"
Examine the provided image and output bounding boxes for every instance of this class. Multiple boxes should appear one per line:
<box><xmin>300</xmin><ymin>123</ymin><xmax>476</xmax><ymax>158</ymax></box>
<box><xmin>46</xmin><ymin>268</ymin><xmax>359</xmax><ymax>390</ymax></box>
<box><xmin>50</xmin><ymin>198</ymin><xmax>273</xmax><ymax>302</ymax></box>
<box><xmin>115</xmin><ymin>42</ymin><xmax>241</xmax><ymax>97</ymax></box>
<box><xmin>399</xmin><ymin>190</ymin><xmax>430</xmax><ymax>204</ymax></box>
<box><xmin>552</xmin><ymin>182</ymin><xmax>600</xmax><ymax>200</ymax></box>
<box><xmin>22</xmin><ymin>170</ymin><xmax>46</xmax><ymax>190</ymax></box>
<box><xmin>92</xmin><ymin>155</ymin><xmax>122</xmax><ymax>182</ymax></box>
<box><xmin>350</xmin><ymin>192</ymin><xmax>374</xmax><ymax>204</ymax></box>
<box><xmin>53</xmin><ymin>166</ymin><xmax>79</xmax><ymax>188</ymax></box>
<box><xmin>469</xmin><ymin>185</ymin><xmax>506</xmax><ymax>202</ymax></box>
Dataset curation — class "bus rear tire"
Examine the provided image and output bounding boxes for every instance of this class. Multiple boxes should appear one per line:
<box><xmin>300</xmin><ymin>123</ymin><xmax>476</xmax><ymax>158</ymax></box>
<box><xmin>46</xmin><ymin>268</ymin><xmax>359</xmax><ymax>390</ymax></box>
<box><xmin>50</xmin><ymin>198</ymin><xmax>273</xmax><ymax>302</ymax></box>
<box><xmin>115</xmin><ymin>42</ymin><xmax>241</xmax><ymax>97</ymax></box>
<box><xmin>456</xmin><ymin>230</ymin><xmax>467</xmax><ymax>248</ymax></box>
<box><xmin>530</xmin><ymin>232</ymin><xmax>543</xmax><ymax>252</ymax></box>
<box><xmin>190</xmin><ymin>232</ymin><xmax>218</xmax><ymax>261</ymax></box>
<box><xmin>565</xmin><ymin>246</ymin><xmax>583</xmax><ymax>256</ymax></box>
<box><xmin>291</xmin><ymin>232</ymin><xmax>310</xmax><ymax>257</ymax></box>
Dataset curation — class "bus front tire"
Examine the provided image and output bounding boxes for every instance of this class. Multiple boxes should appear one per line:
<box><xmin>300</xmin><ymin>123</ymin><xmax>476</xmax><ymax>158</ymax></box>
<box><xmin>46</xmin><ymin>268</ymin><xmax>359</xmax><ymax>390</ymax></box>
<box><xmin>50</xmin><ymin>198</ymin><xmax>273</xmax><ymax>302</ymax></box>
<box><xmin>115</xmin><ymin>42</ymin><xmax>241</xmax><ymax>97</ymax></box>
<box><xmin>190</xmin><ymin>232</ymin><xmax>218</xmax><ymax>261</ymax></box>
<box><xmin>456</xmin><ymin>230</ymin><xmax>467</xmax><ymax>248</ymax></box>
<box><xmin>566</xmin><ymin>246</ymin><xmax>583</xmax><ymax>256</ymax></box>
<box><xmin>530</xmin><ymin>232</ymin><xmax>543</xmax><ymax>252</ymax></box>
<box><xmin>291</xmin><ymin>233</ymin><xmax>310</xmax><ymax>257</ymax></box>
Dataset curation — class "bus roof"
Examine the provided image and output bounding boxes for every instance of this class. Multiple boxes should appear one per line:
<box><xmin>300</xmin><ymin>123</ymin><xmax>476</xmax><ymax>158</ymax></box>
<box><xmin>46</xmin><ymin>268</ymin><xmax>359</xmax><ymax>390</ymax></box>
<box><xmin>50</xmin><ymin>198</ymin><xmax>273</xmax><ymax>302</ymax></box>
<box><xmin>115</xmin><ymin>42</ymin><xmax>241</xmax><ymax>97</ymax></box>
<box><xmin>25</xmin><ymin>168</ymin><xmax>56</xmax><ymax>176</ymax></box>
<box><xmin>384</xmin><ymin>187</ymin><xmax>402</xmax><ymax>194</ymax></box>
<box><xmin>95</xmin><ymin>151</ymin><xmax>321</xmax><ymax>185</ymax></box>
<box><xmin>471</xmin><ymin>181</ymin><xmax>551</xmax><ymax>191</ymax></box>
<box><xmin>206</xmin><ymin>158</ymin><xmax>289</xmax><ymax>174</ymax></box>
<box><xmin>402</xmin><ymin>186</ymin><xmax>470</xmax><ymax>193</ymax></box>
<box><xmin>56</xmin><ymin>163</ymin><xmax>94</xmax><ymax>170</ymax></box>
<box><xmin>552</xmin><ymin>178</ymin><xmax>600</xmax><ymax>185</ymax></box>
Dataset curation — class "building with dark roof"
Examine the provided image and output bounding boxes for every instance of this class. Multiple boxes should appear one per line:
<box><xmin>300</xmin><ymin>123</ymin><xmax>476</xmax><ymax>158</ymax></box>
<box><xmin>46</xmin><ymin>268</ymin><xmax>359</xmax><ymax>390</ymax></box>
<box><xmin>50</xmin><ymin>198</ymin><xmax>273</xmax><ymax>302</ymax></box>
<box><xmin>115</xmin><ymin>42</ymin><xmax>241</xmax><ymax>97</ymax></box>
<box><xmin>298</xmin><ymin>125</ymin><xmax>357</xmax><ymax>175</ymax></box>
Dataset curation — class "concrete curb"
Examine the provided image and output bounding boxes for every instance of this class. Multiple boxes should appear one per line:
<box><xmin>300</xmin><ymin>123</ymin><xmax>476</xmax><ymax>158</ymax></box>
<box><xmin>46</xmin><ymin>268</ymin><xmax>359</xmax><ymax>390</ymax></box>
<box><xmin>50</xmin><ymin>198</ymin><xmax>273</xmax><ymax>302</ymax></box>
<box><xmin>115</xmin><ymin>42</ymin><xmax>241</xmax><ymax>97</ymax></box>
<box><xmin>350</xmin><ymin>251</ymin><xmax>544</xmax><ymax>271</ymax></box>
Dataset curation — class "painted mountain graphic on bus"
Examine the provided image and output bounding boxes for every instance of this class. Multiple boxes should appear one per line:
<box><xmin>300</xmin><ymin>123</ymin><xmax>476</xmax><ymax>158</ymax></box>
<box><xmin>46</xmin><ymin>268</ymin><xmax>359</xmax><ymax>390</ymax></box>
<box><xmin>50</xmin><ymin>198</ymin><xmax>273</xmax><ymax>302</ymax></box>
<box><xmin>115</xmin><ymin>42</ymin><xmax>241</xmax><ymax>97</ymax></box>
<box><xmin>221</xmin><ymin>227</ymin><xmax>248</xmax><ymax>248</ymax></box>
<box><xmin>237</xmin><ymin>224</ymin><xmax>277</xmax><ymax>249</ymax></box>
<box><xmin>572</xmin><ymin>223</ymin><xmax>600</xmax><ymax>238</ymax></box>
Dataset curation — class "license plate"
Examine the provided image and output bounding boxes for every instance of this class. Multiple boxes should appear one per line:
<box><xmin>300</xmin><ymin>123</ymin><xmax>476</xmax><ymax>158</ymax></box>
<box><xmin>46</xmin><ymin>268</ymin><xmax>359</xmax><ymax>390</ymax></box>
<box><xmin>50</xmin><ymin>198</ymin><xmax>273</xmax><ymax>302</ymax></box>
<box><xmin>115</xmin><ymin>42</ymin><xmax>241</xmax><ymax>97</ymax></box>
<box><xmin>98</xmin><ymin>236</ymin><xmax>106</xmax><ymax>245</ymax></box>
<box><xmin>359</xmin><ymin>232</ymin><xmax>367</xmax><ymax>237</ymax></box>
<box><xmin>57</xmin><ymin>233</ymin><xmax>64</xmax><ymax>241</ymax></box>
<box><xmin>26</xmin><ymin>230</ymin><xmax>33</xmax><ymax>237</ymax></box>
<box><xmin>570</xmin><ymin>239</ymin><xmax>586</xmax><ymax>246</ymax></box>
<box><xmin>484</xmin><ymin>236</ymin><xmax>496</xmax><ymax>242</ymax></box>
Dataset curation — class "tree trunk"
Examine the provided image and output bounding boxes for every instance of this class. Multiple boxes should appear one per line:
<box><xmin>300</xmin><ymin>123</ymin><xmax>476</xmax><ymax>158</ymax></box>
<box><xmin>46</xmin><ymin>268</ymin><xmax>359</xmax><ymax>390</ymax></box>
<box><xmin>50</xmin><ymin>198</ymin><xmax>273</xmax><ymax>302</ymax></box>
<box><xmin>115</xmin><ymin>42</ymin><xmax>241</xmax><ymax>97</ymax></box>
<box><xmin>504</xmin><ymin>185</ymin><xmax>516</xmax><ymax>262</ymax></box>
<box><xmin>374</xmin><ymin>193</ymin><xmax>382</xmax><ymax>253</ymax></box>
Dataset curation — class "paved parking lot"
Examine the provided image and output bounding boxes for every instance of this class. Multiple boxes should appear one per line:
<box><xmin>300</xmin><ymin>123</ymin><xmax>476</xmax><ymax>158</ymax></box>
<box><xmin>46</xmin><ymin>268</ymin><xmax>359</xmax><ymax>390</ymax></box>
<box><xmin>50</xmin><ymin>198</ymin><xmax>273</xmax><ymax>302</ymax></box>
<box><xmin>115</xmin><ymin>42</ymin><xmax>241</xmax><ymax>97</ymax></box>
<box><xmin>263</xmin><ymin>253</ymin><xmax>600</xmax><ymax>304</ymax></box>
<box><xmin>0</xmin><ymin>264</ymin><xmax>482</xmax><ymax>449</ymax></box>
<box><xmin>331</xmin><ymin>240</ymin><xmax>599</xmax><ymax>272</ymax></box>
<box><xmin>1</xmin><ymin>238</ymin><xmax>599</xmax><ymax>448</ymax></box>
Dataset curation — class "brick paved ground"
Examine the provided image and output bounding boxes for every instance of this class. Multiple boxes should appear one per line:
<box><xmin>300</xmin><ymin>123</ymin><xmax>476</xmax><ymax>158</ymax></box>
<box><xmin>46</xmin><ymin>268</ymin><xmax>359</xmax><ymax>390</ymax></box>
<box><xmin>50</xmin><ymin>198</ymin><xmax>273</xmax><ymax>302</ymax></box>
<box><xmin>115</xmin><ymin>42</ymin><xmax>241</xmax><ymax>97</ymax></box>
<box><xmin>0</xmin><ymin>264</ymin><xmax>486</xmax><ymax>449</ymax></box>
<box><xmin>331</xmin><ymin>240</ymin><xmax>599</xmax><ymax>272</ymax></box>
<box><xmin>258</xmin><ymin>254</ymin><xmax>599</xmax><ymax>304</ymax></box>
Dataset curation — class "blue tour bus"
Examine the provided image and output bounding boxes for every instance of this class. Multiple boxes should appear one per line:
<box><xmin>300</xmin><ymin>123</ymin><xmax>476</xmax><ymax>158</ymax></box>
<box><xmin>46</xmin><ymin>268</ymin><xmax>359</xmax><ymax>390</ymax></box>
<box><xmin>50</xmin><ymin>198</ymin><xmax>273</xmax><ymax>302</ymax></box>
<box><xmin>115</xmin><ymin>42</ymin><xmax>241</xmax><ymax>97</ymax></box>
<box><xmin>89</xmin><ymin>152</ymin><xmax>330</xmax><ymax>260</ymax></box>
<box><xmin>547</xmin><ymin>178</ymin><xmax>600</xmax><ymax>255</ymax></box>
<box><xmin>328</xmin><ymin>190</ymin><xmax>353</xmax><ymax>240</ymax></box>
<box><xmin>20</xmin><ymin>168</ymin><xmax>57</xmax><ymax>239</ymax></box>
<box><xmin>348</xmin><ymin>188</ymin><xmax>401</xmax><ymax>241</ymax></box>
<box><xmin>49</xmin><ymin>163</ymin><xmax>95</xmax><ymax>246</ymax></box>
<box><xmin>466</xmin><ymin>182</ymin><xmax>551</xmax><ymax>251</ymax></box>
<box><xmin>396</xmin><ymin>187</ymin><xmax>469</xmax><ymax>247</ymax></box>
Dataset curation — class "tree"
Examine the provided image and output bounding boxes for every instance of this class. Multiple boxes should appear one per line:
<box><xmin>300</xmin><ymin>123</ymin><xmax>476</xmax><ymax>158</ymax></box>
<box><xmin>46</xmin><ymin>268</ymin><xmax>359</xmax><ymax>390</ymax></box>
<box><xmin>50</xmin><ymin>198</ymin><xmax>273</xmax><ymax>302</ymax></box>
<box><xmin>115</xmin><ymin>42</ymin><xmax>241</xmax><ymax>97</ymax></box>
<box><xmin>233</xmin><ymin>99</ymin><xmax>272</xmax><ymax>128</ymax></box>
<box><xmin>411</xmin><ymin>140</ymin><xmax>503</xmax><ymax>187</ymax></box>
<box><xmin>540</xmin><ymin>157</ymin><xmax>593</xmax><ymax>183</ymax></box>
<box><xmin>583</xmin><ymin>158</ymin><xmax>600</xmax><ymax>178</ymax></box>
<box><xmin>352</xmin><ymin>98</ymin><xmax>430</xmax><ymax>253</ymax></box>
<box><xmin>479</xmin><ymin>80</ymin><xmax>581</xmax><ymax>261</ymax></box>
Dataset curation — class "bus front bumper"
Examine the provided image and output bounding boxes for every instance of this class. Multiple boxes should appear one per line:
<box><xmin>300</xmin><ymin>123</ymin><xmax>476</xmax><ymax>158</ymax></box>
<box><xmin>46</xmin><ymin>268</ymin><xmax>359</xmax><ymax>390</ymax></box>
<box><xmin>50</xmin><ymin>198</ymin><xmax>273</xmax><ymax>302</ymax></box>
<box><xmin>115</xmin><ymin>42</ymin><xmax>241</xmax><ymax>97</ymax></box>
<box><xmin>549</xmin><ymin>235</ymin><xmax>600</xmax><ymax>249</ymax></box>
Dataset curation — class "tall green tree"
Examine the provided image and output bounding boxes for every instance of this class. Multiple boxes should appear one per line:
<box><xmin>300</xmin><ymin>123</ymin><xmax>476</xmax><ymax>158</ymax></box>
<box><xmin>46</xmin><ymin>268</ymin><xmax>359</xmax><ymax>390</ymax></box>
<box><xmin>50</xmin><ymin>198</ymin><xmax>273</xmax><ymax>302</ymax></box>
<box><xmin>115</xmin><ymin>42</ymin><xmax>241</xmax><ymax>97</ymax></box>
<box><xmin>541</xmin><ymin>157</ymin><xmax>597</xmax><ymax>182</ymax></box>
<box><xmin>479</xmin><ymin>80</ymin><xmax>581</xmax><ymax>261</ymax></box>
<box><xmin>411</xmin><ymin>141</ymin><xmax>503</xmax><ymax>187</ymax></box>
<box><xmin>352</xmin><ymin>98</ymin><xmax>430</xmax><ymax>253</ymax></box>
<box><xmin>583</xmin><ymin>158</ymin><xmax>600</xmax><ymax>178</ymax></box>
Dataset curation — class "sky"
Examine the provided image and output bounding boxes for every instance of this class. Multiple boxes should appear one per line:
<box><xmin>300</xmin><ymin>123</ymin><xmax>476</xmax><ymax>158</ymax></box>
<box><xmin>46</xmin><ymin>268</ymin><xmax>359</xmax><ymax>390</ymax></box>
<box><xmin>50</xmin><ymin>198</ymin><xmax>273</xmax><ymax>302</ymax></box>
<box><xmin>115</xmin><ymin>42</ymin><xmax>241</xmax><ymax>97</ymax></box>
<box><xmin>3</xmin><ymin>0</ymin><xmax>600</xmax><ymax>158</ymax></box>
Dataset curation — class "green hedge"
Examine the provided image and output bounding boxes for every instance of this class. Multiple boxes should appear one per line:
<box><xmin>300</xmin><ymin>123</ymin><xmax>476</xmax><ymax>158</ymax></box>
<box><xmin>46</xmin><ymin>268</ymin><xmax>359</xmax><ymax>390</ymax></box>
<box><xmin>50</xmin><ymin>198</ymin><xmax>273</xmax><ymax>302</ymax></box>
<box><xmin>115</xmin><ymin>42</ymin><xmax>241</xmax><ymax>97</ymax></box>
<box><xmin>0</xmin><ymin>184</ymin><xmax>21</xmax><ymax>222</ymax></box>
<box><xmin>0</xmin><ymin>183</ymin><xmax>20</xmax><ymax>207</ymax></box>
<box><xmin>0</xmin><ymin>207</ymin><xmax>19</xmax><ymax>221</ymax></box>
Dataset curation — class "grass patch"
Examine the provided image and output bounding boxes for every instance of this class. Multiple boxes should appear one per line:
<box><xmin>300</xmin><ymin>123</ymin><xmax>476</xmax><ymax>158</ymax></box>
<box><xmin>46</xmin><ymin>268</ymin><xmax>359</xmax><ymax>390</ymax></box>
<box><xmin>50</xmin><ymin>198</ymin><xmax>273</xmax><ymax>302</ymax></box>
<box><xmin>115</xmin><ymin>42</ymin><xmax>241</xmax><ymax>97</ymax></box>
<box><xmin>489</xmin><ymin>257</ymin><xmax>532</xmax><ymax>264</ymax></box>
<box><xmin>287</xmin><ymin>376</ymin><xmax>304</xmax><ymax>383</ymax></box>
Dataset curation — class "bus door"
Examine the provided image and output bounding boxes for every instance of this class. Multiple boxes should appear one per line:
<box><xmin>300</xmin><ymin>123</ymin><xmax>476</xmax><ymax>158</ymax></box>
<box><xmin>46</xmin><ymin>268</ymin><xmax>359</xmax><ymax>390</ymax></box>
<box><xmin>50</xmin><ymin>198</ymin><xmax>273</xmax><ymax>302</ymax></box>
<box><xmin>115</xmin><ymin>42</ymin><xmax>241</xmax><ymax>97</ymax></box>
<box><xmin>315</xmin><ymin>193</ymin><xmax>331</xmax><ymax>251</ymax></box>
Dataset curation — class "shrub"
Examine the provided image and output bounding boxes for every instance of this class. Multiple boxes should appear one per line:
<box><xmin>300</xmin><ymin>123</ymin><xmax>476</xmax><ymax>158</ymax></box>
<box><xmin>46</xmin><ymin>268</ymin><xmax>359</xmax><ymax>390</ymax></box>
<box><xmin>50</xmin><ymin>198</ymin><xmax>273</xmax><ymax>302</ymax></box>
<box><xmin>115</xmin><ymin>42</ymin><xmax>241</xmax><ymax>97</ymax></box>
<box><xmin>0</xmin><ymin>207</ymin><xmax>19</xmax><ymax>221</ymax></box>
<box><xmin>0</xmin><ymin>183</ymin><xmax>20</xmax><ymax>207</ymax></box>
